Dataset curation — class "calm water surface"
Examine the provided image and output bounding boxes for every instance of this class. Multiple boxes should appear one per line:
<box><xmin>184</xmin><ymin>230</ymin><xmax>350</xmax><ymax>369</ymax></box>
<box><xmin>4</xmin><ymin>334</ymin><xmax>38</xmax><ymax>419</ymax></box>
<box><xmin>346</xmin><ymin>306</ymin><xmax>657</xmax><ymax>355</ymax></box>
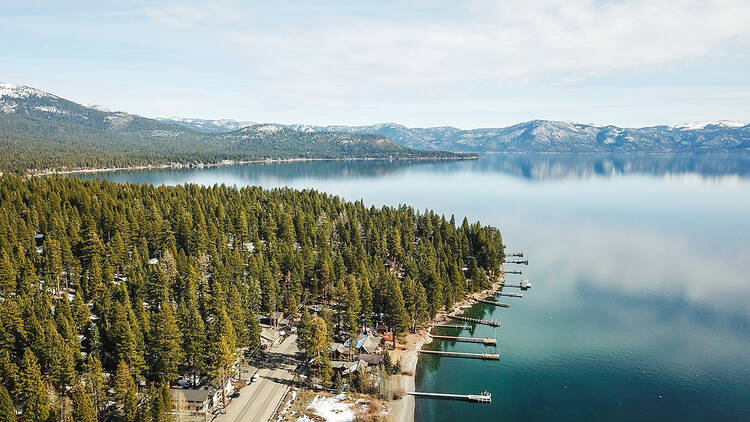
<box><xmin>77</xmin><ymin>154</ymin><xmax>750</xmax><ymax>421</ymax></box>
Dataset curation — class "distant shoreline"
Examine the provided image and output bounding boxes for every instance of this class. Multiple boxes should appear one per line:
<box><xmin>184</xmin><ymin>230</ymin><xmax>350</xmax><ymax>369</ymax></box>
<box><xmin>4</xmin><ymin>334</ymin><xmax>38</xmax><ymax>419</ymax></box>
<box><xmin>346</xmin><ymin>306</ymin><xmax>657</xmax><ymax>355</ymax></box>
<box><xmin>26</xmin><ymin>155</ymin><xmax>480</xmax><ymax>177</ymax></box>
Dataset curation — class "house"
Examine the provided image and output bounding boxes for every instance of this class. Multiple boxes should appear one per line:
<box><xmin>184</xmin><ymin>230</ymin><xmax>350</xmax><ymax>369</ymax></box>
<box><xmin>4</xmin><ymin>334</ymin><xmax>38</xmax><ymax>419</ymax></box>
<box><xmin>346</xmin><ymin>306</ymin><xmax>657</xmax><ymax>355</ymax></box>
<box><xmin>331</xmin><ymin>359</ymin><xmax>368</xmax><ymax>375</ymax></box>
<box><xmin>260</xmin><ymin>327</ymin><xmax>281</xmax><ymax>349</ymax></box>
<box><xmin>358</xmin><ymin>353</ymin><xmax>383</xmax><ymax>365</ymax></box>
<box><xmin>330</xmin><ymin>343</ymin><xmax>353</xmax><ymax>360</ymax></box>
<box><xmin>170</xmin><ymin>387</ymin><xmax>212</xmax><ymax>416</ymax></box>
<box><xmin>344</xmin><ymin>334</ymin><xmax>382</xmax><ymax>355</ymax></box>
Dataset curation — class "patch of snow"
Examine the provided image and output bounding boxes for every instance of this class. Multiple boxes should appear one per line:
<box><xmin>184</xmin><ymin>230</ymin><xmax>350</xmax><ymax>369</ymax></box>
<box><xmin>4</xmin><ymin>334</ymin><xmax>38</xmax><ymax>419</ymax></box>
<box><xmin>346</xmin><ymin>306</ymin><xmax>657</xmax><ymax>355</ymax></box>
<box><xmin>34</xmin><ymin>105</ymin><xmax>69</xmax><ymax>115</ymax></box>
<box><xmin>151</xmin><ymin>130</ymin><xmax>179</xmax><ymax>137</ymax></box>
<box><xmin>673</xmin><ymin>120</ymin><xmax>746</xmax><ymax>130</ymax></box>
<box><xmin>1</xmin><ymin>103</ymin><xmax>17</xmax><ymax>113</ymax></box>
<box><xmin>0</xmin><ymin>83</ymin><xmax>53</xmax><ymax>99</ymax></box>
<box><xmin>84</xmin><ymin>104</ymin><xmax>111</xmax><ymax>112</ymax></box>
<box><xmin>276</xmin><ymin>389</ymin><xmax>299</xmax><ymax>421</ymax></box>
<box><xmin>302</xmin><ymin>394</ymin><xmax>356</xmax><ymax>422</ymax></box>
<box><xmin>256</xmin><ymin>124</ymin><xmax>282</xmax><ymax>133</ymax></box>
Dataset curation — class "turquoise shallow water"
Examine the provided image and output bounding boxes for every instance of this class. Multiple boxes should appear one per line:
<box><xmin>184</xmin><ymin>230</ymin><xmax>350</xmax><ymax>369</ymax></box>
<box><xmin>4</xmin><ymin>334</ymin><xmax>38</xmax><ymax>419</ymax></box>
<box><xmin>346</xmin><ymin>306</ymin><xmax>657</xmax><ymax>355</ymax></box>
<box><xmin>75</xmin><ymin>154</ymin><xmax>750</xmax><ymax>421</ymax></box>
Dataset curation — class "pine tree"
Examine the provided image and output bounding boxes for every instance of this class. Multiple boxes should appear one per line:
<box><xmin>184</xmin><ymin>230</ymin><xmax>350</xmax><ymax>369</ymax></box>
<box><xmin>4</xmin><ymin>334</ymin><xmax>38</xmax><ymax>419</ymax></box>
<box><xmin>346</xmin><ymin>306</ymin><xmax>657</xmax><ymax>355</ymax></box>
<box><xmin>147</xmin><ymin>299</ymin><xmax>183</xmax><ymax>382</ymax></box>
<box><xmin>115</xmin><ymin>359</ymin><xmax>138</xmax><ymax>422</ymax></box>
<box><xmin>17</xmin><ymin>349</ymin><xmax>49</xmax><ymax>422</ymax></box>
<box><xmin>71</xmin><ymin>380</ymin><xmax>96</xmax><ymax>422</ymax></box>
<box><xmin>0</xmin><ymin>385</ymin><xmax>14</xmax><ymax>422</ymax></box>
<box><xmin>83</xmin><ymin>356</ymin><xmax>107</xmax><ymax>418</ymax></box>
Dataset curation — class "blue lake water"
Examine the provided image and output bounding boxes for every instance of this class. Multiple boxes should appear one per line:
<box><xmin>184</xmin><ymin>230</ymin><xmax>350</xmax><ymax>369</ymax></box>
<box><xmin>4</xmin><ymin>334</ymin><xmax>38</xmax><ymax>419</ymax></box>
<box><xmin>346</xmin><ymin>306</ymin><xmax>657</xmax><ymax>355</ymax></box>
<box><xmin>75</xmin><ymin>153</ymin><xmax>750</xmax><ymax>421</ymax></box>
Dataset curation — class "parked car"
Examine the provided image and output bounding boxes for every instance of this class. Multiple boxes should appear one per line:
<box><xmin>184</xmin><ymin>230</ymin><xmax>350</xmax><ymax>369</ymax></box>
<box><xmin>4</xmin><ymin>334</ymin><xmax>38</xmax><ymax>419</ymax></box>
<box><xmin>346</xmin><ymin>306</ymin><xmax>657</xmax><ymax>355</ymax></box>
<box><xmin>230</xmin><ymin>391</ymin><xmax>240</xmax><ymax>399</ymax></box>
<box><xmin>252</xmin><ymin>373</ymin><xmax>260</xmax><ymax>382</ymax></box>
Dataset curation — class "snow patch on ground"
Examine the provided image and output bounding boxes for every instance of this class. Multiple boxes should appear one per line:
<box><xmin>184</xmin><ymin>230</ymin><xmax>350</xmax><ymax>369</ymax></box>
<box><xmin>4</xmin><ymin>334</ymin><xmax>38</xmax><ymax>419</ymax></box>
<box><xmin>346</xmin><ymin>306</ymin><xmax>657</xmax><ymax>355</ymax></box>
<box><xmin>256</xmin><ymin>124</ymin><xmax>282</xmax><ymax>133</ymax></box>
<box><xmin>34</xmin><ymin>105</ymin><xmax>68</xmax><ymax>114</ymax></box>
<box><xmin>276</xmin><ymin>389</ymin><xmax>299</xmax><ymax>421</ymax></box>
<box><xmin>298</xmin><ymin>394</ymin><xmax>356</xmax><ymax>422</ymax></box>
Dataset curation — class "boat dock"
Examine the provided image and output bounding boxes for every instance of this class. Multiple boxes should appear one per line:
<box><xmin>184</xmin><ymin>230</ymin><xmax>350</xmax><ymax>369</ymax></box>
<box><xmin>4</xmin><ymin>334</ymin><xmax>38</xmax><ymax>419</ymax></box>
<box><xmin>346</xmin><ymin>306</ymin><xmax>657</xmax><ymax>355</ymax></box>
<box><xmin>408</xmin><ymin>391</ymin><xmax>492</xmax><ymax>403</ymax></box>
<box><xmin>507</xmin><ymin>259</ymin><xmax>529</xmax><ymax>265</ymax></box>
<box><xmin>502</xmin><ymin>269</ymin><xmax>522</xmax><ymax>274</ymax></box>
<box><xmin>499</xmin><ymin>279</ymin><xmax>532</xmax><ymax>289</ymax></box>
<box><xmin>493</xmin><ymin>291</ymin><xmax>524</xmax><ymax>298</ymax></box>
<box><xmin>507</xmin><ymin>252</ymin><xmax>524</xmax><ymax>257</ymax></box>
<box><xmin>419</xmin><ymin>350</ymin><xmax>500</xmax><ymax>360</ymax></box>
<box><xmin>449</xmin><ymin>315</ymin><xmax>501</xmax><ymax>327</ymax></box>
<box><xmin>476</xmin><ymin>298</ymin><xmax>510</xmax><ymax>308</ymax></box>
<box><xmin>431</xmin><ymin>324</ymin><xmax>469</xmax><ymax>330</ymax></box>
<box><xmin>430</xmin><ymin>335</ymin><xmax>497</xmax><ymax>345</ymax></box>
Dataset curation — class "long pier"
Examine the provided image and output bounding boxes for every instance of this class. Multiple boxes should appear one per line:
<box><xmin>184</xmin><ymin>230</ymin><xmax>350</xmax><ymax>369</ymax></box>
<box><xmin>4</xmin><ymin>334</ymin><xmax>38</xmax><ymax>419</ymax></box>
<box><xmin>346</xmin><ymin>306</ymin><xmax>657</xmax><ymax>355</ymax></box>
<box><xmin>499</xmin><ymin>280</ymin><xmax>532</xmax><ymax>289</ymax></box>
<box><xmin>449</xmin><ymin>315</ymin><xmax>501</xmax><ymax>327</ymax></box>
<box><xmin>507</xmin><ymin>259</ymin><xmax>529</xmax><ymax>265</ymax></box>
<box><xmin>502</xmin><ymin>269</ymin><xmax>522</xmax><ymax>274</ymax></box>
<box><xmin>431</xmin><ymin>324</ymin><xmax>469</xmax><ymax>330</ymax></box>
<box><xmin>493</xmin><ymin>290</ymin><xmax>524</xmax><ymax>298</ymax></box>
<box><xmin>476</xmin><ymin>298</ymin><xmax>510</xmax><ymax>308</ymax></box>
<box><xmin>419</xmin><ymin>350</ymin><xmax>500</xmax><ymax>360</ymax></box>
<box><xmin>430</xmin><ymin>335</ymin><xmax>497</xmax><ymax>345</ymax></box>
<box><xmin>408</xmin><ymin>391</ymin><xmax>492</xmax><ymax>403</ymax></box>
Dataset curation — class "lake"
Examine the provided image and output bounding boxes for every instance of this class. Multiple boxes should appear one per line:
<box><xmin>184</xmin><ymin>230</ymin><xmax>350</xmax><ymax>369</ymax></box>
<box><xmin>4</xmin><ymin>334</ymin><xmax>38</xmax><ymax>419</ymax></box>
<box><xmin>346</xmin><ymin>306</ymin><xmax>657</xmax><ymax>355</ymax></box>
<box><xmin>75</xmin><ymin>153</ymin><xmax>750</xmax><ymax>421</ymax></box>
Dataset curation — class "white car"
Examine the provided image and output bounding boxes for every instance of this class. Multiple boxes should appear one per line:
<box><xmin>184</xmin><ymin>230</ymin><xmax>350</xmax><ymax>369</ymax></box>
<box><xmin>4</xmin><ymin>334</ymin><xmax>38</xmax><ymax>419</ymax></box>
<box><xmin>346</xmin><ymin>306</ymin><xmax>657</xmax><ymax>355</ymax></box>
<box><xmin>252</xmin><ymin>373</ymin><xmax>260</xmax><ymax>382</ymax></box>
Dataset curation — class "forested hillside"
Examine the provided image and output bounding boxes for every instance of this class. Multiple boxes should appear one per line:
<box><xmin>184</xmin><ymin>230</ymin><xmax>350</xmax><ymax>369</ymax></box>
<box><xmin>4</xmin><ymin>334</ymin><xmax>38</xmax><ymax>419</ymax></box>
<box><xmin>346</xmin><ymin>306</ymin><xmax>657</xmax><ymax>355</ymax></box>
<box><xmin>0</xmin><ymin>83</ymin><xmax>462</xmax><ymax>174</ymax></box>
<box><xmin>0</xmin><ymin>175</ymin><xmax>503</xmax><ymax>421</ymax></box>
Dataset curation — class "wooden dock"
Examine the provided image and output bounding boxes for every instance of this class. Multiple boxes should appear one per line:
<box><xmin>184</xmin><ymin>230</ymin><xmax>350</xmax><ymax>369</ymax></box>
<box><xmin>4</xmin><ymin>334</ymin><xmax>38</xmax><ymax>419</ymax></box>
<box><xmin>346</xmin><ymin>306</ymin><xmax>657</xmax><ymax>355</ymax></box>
<box><xmin>494</xmin><ymin>291</ymin><xmax>523</xmax><ymax>298</ymax></box>
<box><xmin>419</xmin><ymin>350</ymin><xmax>500</xmax><ymax>360</ymax></box>
<box><xmin>507</xmin><ymin>259</ymin><xmax>529</xmax><ymax>265</ymax></box>
<box><xmin>449</xmin><ymin>315</ymin><xmax>501</xmax><ymax>327</ymax></box>
<box><xmin>430</xmin><ymin>335</ymin><xmax>497</xmax><ymax>345</ymax></box>
<box><xmin>431</xmin><ymin>324</ymin><xmax>469</xmax><ymax>330</ymax></box>
<box><xmin>476</xmin><ymin>298</ymin><xmax>510</xmax><ymax>308</ymax></box>
<box><xmin>502</xmin><ymin>269</ymin><xmax>522</xmax><ymax>274</ymax></box>
<box><xmin>408</xmin><ymin>391</ymin><xmax>492</xmax><ymax>403</ymax></box>
<box><xmin>499</xmin><ymin>279</ymin><xmax>532</xmax><ymax>289</ymax></box>
<box><xmin>507</xmin><ymin>252</ymin><xmax>524</xmax><ymax>257</ymax></box>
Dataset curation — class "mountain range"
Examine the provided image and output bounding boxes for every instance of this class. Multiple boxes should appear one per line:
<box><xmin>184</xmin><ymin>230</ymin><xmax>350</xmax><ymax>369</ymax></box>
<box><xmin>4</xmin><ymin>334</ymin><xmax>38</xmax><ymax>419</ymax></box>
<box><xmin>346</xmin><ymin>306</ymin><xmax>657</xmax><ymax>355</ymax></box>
<box><xmin>163</xmin><ymin>119</ymin><xmax>750</xmax><ymax>154</ymax></box>
<box><xmin>0</xmin><ymin>83</ymin><xmax>457</xmax><ymax>173</ymax></box>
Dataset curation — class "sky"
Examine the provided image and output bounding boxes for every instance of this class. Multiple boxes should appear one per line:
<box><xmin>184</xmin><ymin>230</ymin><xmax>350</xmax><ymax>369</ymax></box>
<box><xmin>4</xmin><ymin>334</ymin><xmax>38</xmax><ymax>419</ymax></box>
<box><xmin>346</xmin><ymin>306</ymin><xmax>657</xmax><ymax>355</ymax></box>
<box><xmin>1</xmin><ymin>0</ymin><xmax>750</xmax><ymax>129</ymax></box>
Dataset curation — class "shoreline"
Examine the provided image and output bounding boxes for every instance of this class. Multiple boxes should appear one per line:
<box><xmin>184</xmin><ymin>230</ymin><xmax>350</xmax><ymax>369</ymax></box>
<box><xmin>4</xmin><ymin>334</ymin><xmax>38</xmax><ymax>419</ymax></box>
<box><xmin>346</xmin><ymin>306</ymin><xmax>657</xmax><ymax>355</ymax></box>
<box><xmin>25</xmin><ymin>155</ymin><xmax>480</xmax><ymax>177</ymax></box>
<box><xmin>390</xmin><ymin>270</ymin><xmax>505</xmax><ymax>422</ymax></box>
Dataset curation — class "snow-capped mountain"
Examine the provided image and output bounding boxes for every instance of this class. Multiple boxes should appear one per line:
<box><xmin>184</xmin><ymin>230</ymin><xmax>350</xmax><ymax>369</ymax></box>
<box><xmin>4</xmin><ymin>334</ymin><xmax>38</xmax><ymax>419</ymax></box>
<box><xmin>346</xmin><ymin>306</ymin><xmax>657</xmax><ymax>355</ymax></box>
<box><xmin>1</xmin><ymin>83</ymin><xmax>448</xmax><ymax>173</ymax></box>
<box><xmin>156</xmin><ymin>117</ymin><xmax>257</xmax><ymax>133</ymax></box>
<box><xmin>162</xmin><ymin>115</ymin><xmax>749</xmax><ymax>153</ymax></box>
<box><xmin>285</xmin><ymin>120</ymin><xmax>750</xmax><ymax>153</ymax></box>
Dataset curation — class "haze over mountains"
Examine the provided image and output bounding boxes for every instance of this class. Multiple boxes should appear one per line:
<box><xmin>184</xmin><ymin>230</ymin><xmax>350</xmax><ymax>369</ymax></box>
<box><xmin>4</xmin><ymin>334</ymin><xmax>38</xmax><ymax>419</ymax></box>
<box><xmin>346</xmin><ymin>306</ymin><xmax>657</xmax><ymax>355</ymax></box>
<box><xmin>0</xmin><ymin>83</ymin><xmax>454</xmax><ymax>173</ymax></box>
<box><xmin>162</xmin><ymin>118</ymin><xmax>750</xmax><ymax>154</ymax></box>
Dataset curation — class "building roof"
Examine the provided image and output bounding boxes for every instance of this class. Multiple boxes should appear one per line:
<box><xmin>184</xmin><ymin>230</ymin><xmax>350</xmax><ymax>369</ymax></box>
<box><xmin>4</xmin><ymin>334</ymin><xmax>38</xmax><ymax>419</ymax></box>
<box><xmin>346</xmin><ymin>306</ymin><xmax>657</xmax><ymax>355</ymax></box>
<box><xmin>171</xmin><ymin>388</ymin><xmax>210</xmax><ymax>404</ymax></box>
<box><xmin>331</xmin><ymin>360</ymin><xmax>368</xmax><ymax>375</ymax></box>
<box><xmin>358</xmin><ymin>353</ymin><xmax>383</xmax><ymax>365</ymax></box>
<box><xmin>344</xmin><ymin>334</ymin><xmax>381</xmax><ymax>354</ymax></box>
<box><xmin>260</xmin><ymin>327</ymin><xmax>280</xmax><ymax>344</ymax></box>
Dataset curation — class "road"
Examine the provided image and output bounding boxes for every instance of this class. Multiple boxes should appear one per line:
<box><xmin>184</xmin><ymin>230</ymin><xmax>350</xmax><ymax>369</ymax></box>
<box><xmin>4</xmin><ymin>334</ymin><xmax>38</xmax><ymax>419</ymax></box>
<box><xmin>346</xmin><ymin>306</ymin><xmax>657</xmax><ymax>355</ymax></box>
<box><xmin>216</xmin><ymin>334</ymin><xmax>299</xmax><ymax>422</ymax></box>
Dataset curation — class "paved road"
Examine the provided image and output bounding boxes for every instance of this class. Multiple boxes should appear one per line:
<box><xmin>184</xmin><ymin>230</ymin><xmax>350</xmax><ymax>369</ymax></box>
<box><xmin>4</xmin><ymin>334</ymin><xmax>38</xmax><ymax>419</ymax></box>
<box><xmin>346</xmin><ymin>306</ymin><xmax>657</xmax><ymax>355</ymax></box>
<box><xmin>216</xmin><ymin>334</ymin><xmax>299</xmax><ymax>422</ymax></box>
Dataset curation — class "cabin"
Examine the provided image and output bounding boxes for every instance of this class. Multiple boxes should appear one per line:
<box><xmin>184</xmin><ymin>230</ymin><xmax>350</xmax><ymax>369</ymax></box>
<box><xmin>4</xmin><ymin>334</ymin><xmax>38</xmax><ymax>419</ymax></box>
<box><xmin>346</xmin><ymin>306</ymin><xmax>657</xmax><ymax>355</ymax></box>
<box><xmin>331</xmin><ymin>359</ymin><xmax>368</xmax><ymax>375</ymax></box>
<box><xmin>170</xmin><ymin>387</ymin><xmax>212</xmax><ymax>416</ymax></box>
<box><xmin>344</xmin><ymin>334</ymin><xmax>382</xmax><ymax>355</ymax></box>
<box><xmin>260</xmin><ymin>327</ymin><xmax>281</xmax><ymax>349</ymax></box>
<box><xmin>358</xmin><ymin>353</ymin><xmax>384</xmax><ymax>366</ymax></box>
